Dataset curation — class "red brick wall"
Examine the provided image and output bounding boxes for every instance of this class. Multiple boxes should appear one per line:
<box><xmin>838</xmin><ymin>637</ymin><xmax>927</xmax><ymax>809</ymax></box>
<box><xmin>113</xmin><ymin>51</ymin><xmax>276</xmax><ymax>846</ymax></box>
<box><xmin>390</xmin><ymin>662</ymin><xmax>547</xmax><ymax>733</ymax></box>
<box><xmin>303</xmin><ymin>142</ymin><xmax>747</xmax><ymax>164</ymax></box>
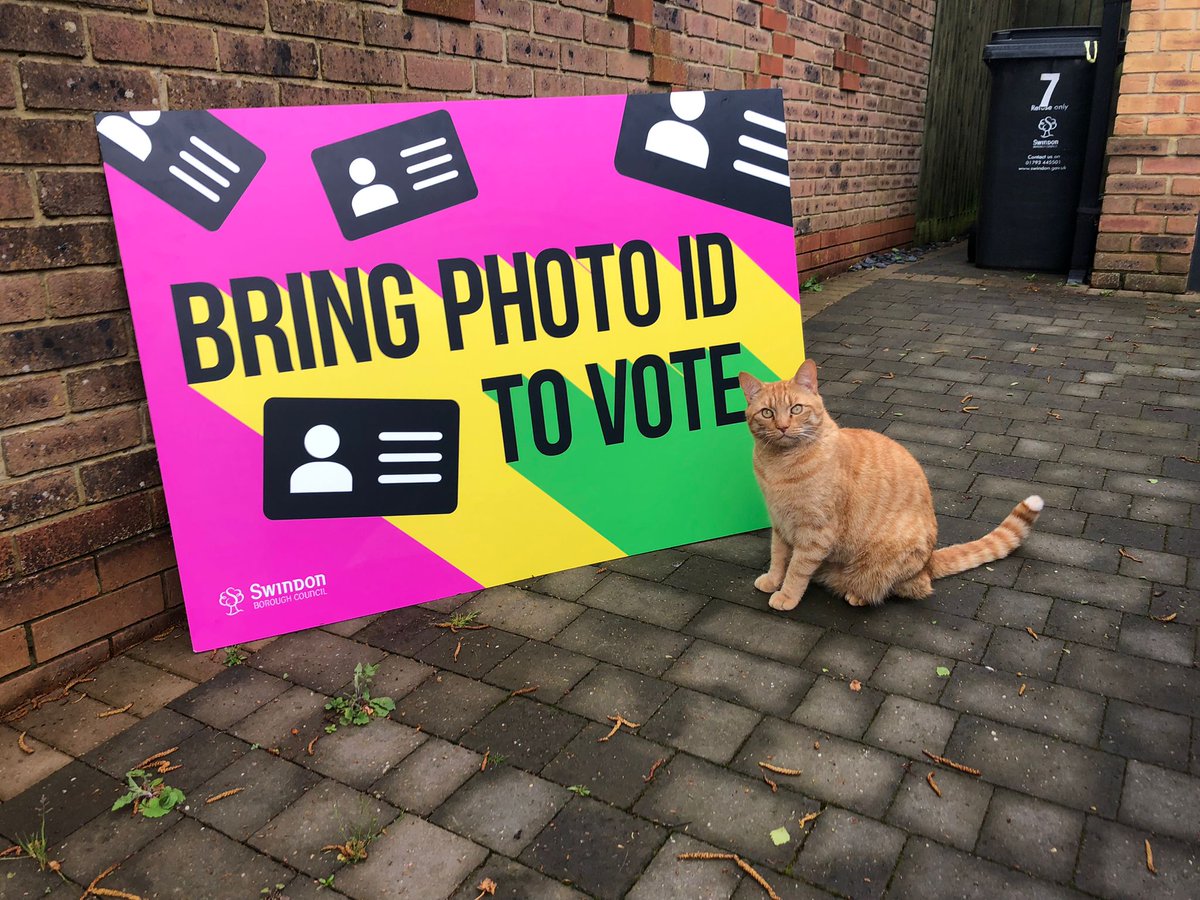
<box><xmin>0</xmin><ymin>0</ymin><xmax>935</xmax><ymax>710</ymax></box>
<box><xmin>1091</xmin><ymin>0</ymin><xmax>1199</xmax><ymax>293</ymax></box>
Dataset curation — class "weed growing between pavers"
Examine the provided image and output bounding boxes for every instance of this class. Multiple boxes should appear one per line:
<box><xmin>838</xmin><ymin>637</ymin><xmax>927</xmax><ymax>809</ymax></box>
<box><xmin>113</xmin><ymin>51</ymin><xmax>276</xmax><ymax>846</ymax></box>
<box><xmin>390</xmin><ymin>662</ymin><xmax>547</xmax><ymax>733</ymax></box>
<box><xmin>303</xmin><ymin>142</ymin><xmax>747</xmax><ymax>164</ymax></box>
<box><xmin>221</xmin><ymin>645</ymin><xmax>248</xmax><ymax>666</ymax></box>
<box><xmin>321</xmin><ymin>798</ymin><xmax>389</xmax><ymax>877</ymax></box>
<box><xmin>323</xmin><ymin>662</ymin><xmax>396</xmax><ymax>734</ymax></box>
<box><xmin>1</xmin><ymin>795</ymin><xmax>67</xmax><ymax>880</ymax></box>
<box><xmin>259</xmin><ymin>883</ymin><xmax>288</xmax><ymax>899</ymax></box>
<box><xmin>112</xmin><ymin>768</ymin><xmax>186</xmax><ymax>819</ymax></box>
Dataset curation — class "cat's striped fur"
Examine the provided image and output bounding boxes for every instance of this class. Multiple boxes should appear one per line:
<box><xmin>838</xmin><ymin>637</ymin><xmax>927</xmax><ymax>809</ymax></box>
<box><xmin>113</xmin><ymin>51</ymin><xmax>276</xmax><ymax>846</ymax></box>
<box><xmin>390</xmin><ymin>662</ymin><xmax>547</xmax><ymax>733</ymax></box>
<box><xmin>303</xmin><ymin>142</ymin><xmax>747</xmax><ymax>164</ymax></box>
<box><xmin>739</xmin><ymin>360</ymin><xmax>1042</xmax><ymax>610</ymax></box>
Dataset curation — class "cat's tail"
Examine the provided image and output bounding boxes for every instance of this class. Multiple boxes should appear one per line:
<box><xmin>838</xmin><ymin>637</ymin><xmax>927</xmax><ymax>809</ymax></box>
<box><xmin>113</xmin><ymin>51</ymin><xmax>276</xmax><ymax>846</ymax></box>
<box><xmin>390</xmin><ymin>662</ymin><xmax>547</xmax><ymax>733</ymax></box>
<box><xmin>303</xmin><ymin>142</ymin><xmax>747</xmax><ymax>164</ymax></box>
<box><xmin>928</xmin><ymin>495</ymin><xmax>1043</xmax><ymax>579</ymax></box>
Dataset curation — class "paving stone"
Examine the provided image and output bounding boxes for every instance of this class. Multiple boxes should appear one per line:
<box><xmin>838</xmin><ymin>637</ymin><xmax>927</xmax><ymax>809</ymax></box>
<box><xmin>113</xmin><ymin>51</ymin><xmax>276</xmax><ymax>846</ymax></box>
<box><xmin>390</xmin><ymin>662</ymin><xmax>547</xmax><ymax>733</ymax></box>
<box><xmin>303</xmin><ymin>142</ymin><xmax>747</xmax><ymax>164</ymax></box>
<box><xmin>529</xmin><ymin>565</ymin><xmax>608</xmax><ymax>600</ymax></box>
<box><xmin>1129</xmin><ymin>495</ymin><xmax>1190</xmax><ymax>525</ymax></box>
<box><xmin>78</xmin><ymin>654</ymin><xmax>197</xmax><ymax>716</ymax></box>
<box><xmin>885</xmin><ymin>766</ymin><xmax>992</xmax><ymax>851</ymax></box>
<box><xmin>127</xmin><ymin>628</ymin><xmax>226</xmax><ymax>682</ymax></box>
<box><xmin>521</xmin><ymin>795</ymin><xmax>666</xmax><ymax>899</ymax></box>
<box><xmin>450</xmin><ymin>852</ymin><xmax>589</xmax><ymax>900</ymax></box>
<box><xmin>370</xmin><ymin>736</ymin><xmax>481</xmax><ymax>816</ymax></box>
<box><xmin>795</xmin><ymin>806</ymin><xmax>905</xmax><ymax>900</ymax></box>
<box><xmin>82</xmin><ymin>707</ymin><xmax>204</xmax><ymax>777</ymax></box>
<box><xmin>731</xmin><ymin>717</ymin><xmax>904</xmax><ymax>818</ymax></box>
<box><xmin>249</xmin><ymin>629</ymin><xmax>385</xmax><ymax>695</ymax></box>
<box><xmin>190</xmin><ymin>750</ymin><xmax>320</xmax><ymax>840</ymax></box>
<box><xmin>228</xmin><ymin>685</ymin><xmax>329</xmax><ymax>758</ymax></box>
<box><xmin>249</xmin><ymin>778</ymin><xmax>398</xmax><ymax>878</ymax></box>
<box><xmin>111</xmin><ymin>817</ymin><xmax>294</xmax><ymax>900</ymax></box>
<box><xmin>0</xmin><ymin>759</ymin><xmax>114</xmax><ymax>845</ymax></box>
<box><xmin>890</xmin><ymin>837</ymin><xmax>1077</xmax><ymax>899</ymax></box>
<box><xmin>665</xmin><ymin>554</ymin><xmax>766</xmax><ymax>607</ymax></box>
<box><xmin>320</xmin><ymin>613</ymin><xmax>380</xmax><ymax>637</ymax></box>
<box><xmin>1083</xmin><ymin>513</ymin><xmax>1167</xmax><ymax>551</ymax></box>
<box><xmin>17</xmin><ymin>691</ymin><xmax>138</xmax><ymax>757</ymax></box>
<box><xmin>0</xmin><ymin>857</ymin><xmax>81</xmax><ymax>898</ymax></box>
<box><xmin>626</xmin><ymin>833</ymin><xmax>743</xmax><ymax>900</ymax></box>
<box><xmin>945</xmin><ymin>714</ymin><xmax>1124</xmax><ymax>816</ymax></box>
<box><xmin>682</xmin><ymin>530</ymin><xmax>772</xmax><ymax>568</ymax></box>
<box><xmin>460</xmin><ymin>697</ymin><xmax>587</xmax><ymax>771</ymax></box>
<box><xmin>335</xmin><ymin>814</ymin><xmax>487</xmax><ymax>900</ymax></box>
<box><xmin>433</xmin><ymin>767</ymin><xmax>568</xmax><ymax>856</ymax></box>
<box><xmin>558</xmin><ymin>663</ymin><xmax>675</xmax><ymax>725</ymax></box>
<box><xmin>730</xmin><ymin>870</ymin><xmax>837</xmax><ymax>900</ymax></box>
<box><xmin>169</xmin><ymin>664</ymin><xmax>291</xmax><ymax>729</ymax></box>
<box><xmin>1117</xmin><ymin>548</ymin><xmax>1189</xmax><ymax>587</ymax></box>
<box><xmin>1075</xmin><ymin>815</ymin><xmax>1200</xmax><ymax>900</ymax></box>
<box><xmin>150</xmin><ymin>725</ymin><xmax>248</xmax><ymax>793</ymax></box>
<box><xmin>864</xmin><ymin>694</ymin><xmax>958</xmax><ymax>759</ymax></box>
<box><xmin>541</xmin><ymin>721</ymin><xmax>670</xmax><ymax>807</ymax></box>
<box><xmin>1118</xmin><ymin>614</ymin><xmax>1195</xmax><ymax>665</ymax></box>
<box><xmin>976</xmin><ymin>789</ymin><xmax>1084</xmax><ymax>884</ymax></box>
<box><xmin>976</xmin><ymin>587</ymin><xmax>1054</xmax><ymax>631</ymax></box>
<box><xmin>459</xmin><ymin>585</ymin><xmax>585</xmax><ymax>640</ymax></box>
<box><xmin>578</xmin><ymin>572</ymin><xmax>708</xmax><ymax>629</ymax></box>
<box><xmin>981</xmin><ymin>625</ymin><xmax>1066</xmax><ymax>681</ymax></box>
<box><xmin>666</xmin><ymin>640</ymin><xmax>813</xmax><ymax>717</ymax></box>
<box><xmin>1042</xmin><ymin>599</ymin><xmax>1120</xmax><ymax>649</ymax></box>
<box><xmin>1119</xmin><ymin>759</ymin><xmax>1200</xmax><ymax>843</ymax></box>
<box><xmin>640</xmin><ymin>687</ymin><xmax>762</xmax><ymax>765</ymax></box>
<box><xmin>1101</xmin><ymin>699</ymin><xmax>1192</xmax><ymax>771</ymax></box>
<box><xmin>356</xmin><ymin>606</ymin><xmax>444</xmax><ymax>656</ymax></box>
<box><xmin>363</xmin><ymin>653</ymin><xmax>435</xmax><ymax>699</ymax></box>
<box><xmin>414</xmin><ymin>628</ymin><xmax>526</xmax><ymax>678</ymax></box>
<box><xmin>791</xmin><ymin>674</ymin><xmax>885</xmax><ymax>740</ymax></box>
<box><xmin>603</xmin><ymin>547</ymin><xmax>690</xmax><ymax>581</ymax></box>
<box><xmin>632</xmin><ymin>753</ymin><xmax>810</xmax><ymax>868</ymax></box>
<box><xmin>1057</xmin><ymin>643</ymin><xmax>1200</xmax><ymax>718</ymax></box>
<box><xmin>867</xmin><ymin>645</ymin><xmax>954</xmax><ymax>703</ymax></box>
<box><xmin>392</xmin><ymin>671</ymin><xmax>506</xmax><ymax>740</ymax></box>
<box><xmin>1166</xmin><ymin>524</ymin><xmax>1200</xmax><ymax>557</ymax></box>
<box><xmin>851</xmin><ymin>604</ymin><xmax>993</xmax><ymax>664</ymax></box>
<box><xmin>553</xmin><ymin>608</ymin><xmax>692</xmax><ymax>676</ymax></box>
<box><xmin>1014</xmin><ymin>560</ymin><xmax>1150</xmax><ymax>614</ymax></box>
<box><xmin>942</xmin><ymin>663</ymin><xmax>1102</xmax><ymax>746</ymax></box>
<box><xmin>0</xmin><ymin>723</ymin><xmax>72</xmax><ymax>801</ymax></box>
<box><xmin>55</xmin><ymin>800</ymin><xmax>175</xmax><ymax>885</ymax></box>
<box><xmin>302</xmin><ymin>719</ymin><xmax>426</xmax><ymax>789</ymax></box>
<box><xmin>482</xmin><ymin>639</ymin><xmax>596</xmax><ymax>703</ymax></box>
<box><xmin>685</xmin><ymin>598</ymin><xmax>823</xmax><ymax>665</ymax></box>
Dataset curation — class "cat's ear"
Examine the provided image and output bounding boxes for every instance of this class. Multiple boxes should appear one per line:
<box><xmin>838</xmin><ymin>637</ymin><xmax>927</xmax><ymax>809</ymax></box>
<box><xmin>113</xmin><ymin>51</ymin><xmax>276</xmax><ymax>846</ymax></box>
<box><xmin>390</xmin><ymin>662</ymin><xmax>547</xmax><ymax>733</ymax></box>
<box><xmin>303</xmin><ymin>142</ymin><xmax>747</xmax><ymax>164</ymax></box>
<box><xmin>791</xmin><ymin>359</ymin><xmax>818</xmax><ymax>392</ymax></box>
<box><xmin>738</xmin><ymin>372</ymin><xmax>763</xmax><ymax>400</ymax></box>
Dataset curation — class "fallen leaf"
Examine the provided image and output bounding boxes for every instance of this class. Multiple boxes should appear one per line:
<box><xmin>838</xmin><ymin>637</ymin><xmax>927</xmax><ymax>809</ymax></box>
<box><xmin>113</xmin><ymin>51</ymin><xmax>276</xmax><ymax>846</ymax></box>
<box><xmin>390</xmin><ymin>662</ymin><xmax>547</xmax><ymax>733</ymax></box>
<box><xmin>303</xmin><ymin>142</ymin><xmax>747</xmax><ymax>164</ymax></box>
<box><xmin>936</xmin><ymin>666</ymin><xmax>951</xmax><ymax>678</ymax></box>
<box><xmin>770</xmin><ymin>826</ymin><xmax>791</xmax><ymax>846</ymax></box>
<box><xmin>849</xmin><ymin>679</ymin><xmax>862</xmax><ymax>693</ymax></box>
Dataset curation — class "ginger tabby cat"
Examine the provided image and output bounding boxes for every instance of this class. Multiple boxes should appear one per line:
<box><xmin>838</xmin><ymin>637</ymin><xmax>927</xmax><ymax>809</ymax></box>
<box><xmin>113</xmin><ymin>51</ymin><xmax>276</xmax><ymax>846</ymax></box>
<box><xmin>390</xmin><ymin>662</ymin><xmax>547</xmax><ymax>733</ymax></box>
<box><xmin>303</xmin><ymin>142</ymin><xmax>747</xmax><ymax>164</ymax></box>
<box><xmin>739</xmin><ymin>360</ymin><xmax>1043</xmax><ymax>610</ymax></box>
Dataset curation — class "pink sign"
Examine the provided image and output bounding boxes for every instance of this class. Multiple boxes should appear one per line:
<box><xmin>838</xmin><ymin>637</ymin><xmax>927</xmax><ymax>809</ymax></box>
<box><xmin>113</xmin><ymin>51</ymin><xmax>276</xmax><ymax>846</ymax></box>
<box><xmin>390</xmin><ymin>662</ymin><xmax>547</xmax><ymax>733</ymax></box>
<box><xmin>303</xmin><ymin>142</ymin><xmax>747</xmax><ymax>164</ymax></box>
<box><xmin>98</xmin><ymin>91</ymin><xmax>805</xmax><ymax>650</ymax></box>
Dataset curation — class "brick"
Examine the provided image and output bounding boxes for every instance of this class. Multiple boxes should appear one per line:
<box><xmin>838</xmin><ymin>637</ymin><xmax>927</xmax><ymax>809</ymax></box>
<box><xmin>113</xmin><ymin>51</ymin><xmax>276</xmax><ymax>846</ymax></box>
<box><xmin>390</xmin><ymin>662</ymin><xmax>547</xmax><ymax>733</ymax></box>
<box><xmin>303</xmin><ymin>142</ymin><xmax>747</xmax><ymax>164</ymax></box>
<box><xmin>0</xmin><ymin>273</ymin><xmax>45</xmax><ymax>323</ymax></box>
<box><xmin>1</xmin><ymin>320</ymin><xmax>129</xmax><ymax>381</ymax></box>
<box><xmin>319</xmin><ymin>45</ymin><xmax>405</xmax><ymax>86</ymax></box>
<box><xmin>0</xmin><ymin>558</ymin><xmax>97</xmax><ymax>631</ymax></box>
<box><xmin>0</xmin><ymin>469</ymin><xmax>79</xmax><ymax>531</ymax></box>
<box><xmin>13</xmin><ymin>492</ymin><xmax>152</xmax><ymax>572</ymax></box>
<box><xmin>1</xmin><ymin>221</ymin><xmax>119</xmax><ymax>272</ymax></box>
<box><xmin>507</xmin><ymin>34</ymin><xmax>560</xmax><ymax>68</ymax></box>
<box><xmin>475</xmin><ymin>62</ymin><xmax>534</xmax><ymax>96</ymax></box>
<box><xmin>80</xmin><ymin>446</ymin><xmax>162</xmax><ymax>502</ymax></box>
<box><xmin>0</xmin><ymin>374</ymin><xmax>65</xmax><ymax>429</ymax></box>
<box><xmin>3</xmin><ymin>407</ymin><xmax>141</xmax><ymax>476</ymax></box>
<box><xmin>19</xmin><ymin>61</ymin><xmax>158</xmax><ymax>112</ymax></box>
<box><xmin>0</xmin><ymin>3</ymin><xmax>85</xmax><ymax>55</ymax></box>
<box><xmin>562</xmin><ymin>43</ymin><xmax>607</xmax><ymax>74</ymax></box>
<box><xmin>31</xmin><ymin>575</ymin><xmax>163</xmax><ymax>661</ymax></box>
<box><xmin>89</xmin><ymin>16</ymin><xmax>215</xmax><ymax>68</ymax></box>
<box><xmin>630</xmin><ymin>21</ymin><xmax>652</xmax><ymax>53</ymax></box>
<box><xmin>363</xmin><ymin>10</ymin><xmax>440</xmax><ymax>51</ymax></box>
<box><xmin>406</xmin><ymin>0</ymin><xmax>477</xmax><ymax>21</ymax></box>
<box><xmin>533</xmin><ymin>5</ymin><xmax>584</xmax><ymax>39</ymax></box>
<box><xmin>166</xmin><ymin>74</ymin><xmax>277</xmax><ymax>108</ymax></box>
<box><xmin>476</xmin><ymin>0</ymin><xmax>532</xmax><ymax>29</ymax></box>
<box><xmin>406</xmin><ymin>54</ymin><xmax>473</xmax><ymax>90</ymax></box>
<box><xmin>612</xmin><ymin>0</ymin><xmax>653</xmax><ymax>21</ymax></box>
<box><xmin>0</xmin><ymin>639</ymin><xmax>108</xmax><ymax>714</ymax></box>
<box><xmin>65</xmin><ymin>361</ymin><xmax>145</xmax><ymax>412</ymax></box>
<box><xmin>35</xmin><ymin>169</ymin><xmax>110</xmax><ymax>218</ymax></box>
<box><xmin>154</xmin><ymin>0</ymin><xmax>265</xmax><ymax>28</ymax></box>
<box><xmin>440</xmin><ymin>23</ymin><xmax>504</xmax><ymax>60</ymax></box>
<box><xmin>279</xmin><ymin>82</ymin><xmax>368</xmax><ymax>106</ymax></box>
<box><xmin>270</xmin><ymin>0</ymin><xmax>362</xmax><ymax>41</ymax></box>
<box><xmin>0</xmin><ymin>625</ymin><xmax>30</xmax><ymax>678</ymax></box>
<box><xmin>46</xmin><ymin>267</ymin><xmax>128</xmax><ymax>316</ymax></box>
<box><xmin>0</xmin><ymin>171</ymin><xmax>33</xmax><ymax>220</ymax></box>
<box><xmin>217</xmin><ymin>32</ymin><xmax>318</xmax><ymax>78</ymax></box>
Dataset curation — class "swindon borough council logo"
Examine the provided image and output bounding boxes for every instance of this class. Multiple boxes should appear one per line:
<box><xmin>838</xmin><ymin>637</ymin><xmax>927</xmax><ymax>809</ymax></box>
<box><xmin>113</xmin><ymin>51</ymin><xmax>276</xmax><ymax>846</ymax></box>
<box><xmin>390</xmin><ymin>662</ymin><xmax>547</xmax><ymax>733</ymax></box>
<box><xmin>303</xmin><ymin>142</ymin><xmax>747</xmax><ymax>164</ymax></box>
<box><xmin>218</xmin><ymin>587</ymin><xmax>245</xmax><ymax>616</ymax></box>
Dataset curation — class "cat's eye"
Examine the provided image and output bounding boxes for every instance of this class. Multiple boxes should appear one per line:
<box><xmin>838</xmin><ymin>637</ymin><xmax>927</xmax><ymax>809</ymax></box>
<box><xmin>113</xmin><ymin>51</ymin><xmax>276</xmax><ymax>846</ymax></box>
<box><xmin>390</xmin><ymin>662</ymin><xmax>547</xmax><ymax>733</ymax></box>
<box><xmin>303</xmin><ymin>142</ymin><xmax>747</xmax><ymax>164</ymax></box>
<box><xmin>790</xmin><ymin>404</ymin><xmax>804</xmax><ymax>414</ymax></box>
<box><xmin>760</xmin><ymin>409</ymin><xmax>774</xmax><ymax>418</ymax></box>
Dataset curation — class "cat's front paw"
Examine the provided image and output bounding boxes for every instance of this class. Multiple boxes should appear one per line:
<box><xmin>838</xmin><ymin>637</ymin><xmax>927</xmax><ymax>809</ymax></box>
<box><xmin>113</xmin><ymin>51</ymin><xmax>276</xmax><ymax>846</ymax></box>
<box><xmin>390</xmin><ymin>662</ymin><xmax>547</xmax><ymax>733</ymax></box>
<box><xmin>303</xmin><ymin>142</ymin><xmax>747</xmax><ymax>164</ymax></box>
<box><xmin>768</xmin><ymin>591</ymin><xmax>800</xmax><ymax>611</ymax></box>
<box><xmin>754</xmin><ymin>573</ymin><xmax>782</xmax><ymax>593</ymax></box>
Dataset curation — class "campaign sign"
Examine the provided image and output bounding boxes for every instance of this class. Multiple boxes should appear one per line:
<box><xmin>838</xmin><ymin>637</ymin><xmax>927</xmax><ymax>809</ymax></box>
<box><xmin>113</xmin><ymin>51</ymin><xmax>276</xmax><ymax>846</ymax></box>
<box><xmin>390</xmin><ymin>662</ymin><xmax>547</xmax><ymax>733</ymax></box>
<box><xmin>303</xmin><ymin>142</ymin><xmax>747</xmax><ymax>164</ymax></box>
<box><xmin>97</xmin><ymin>90</ymin><xmax>805</xmax><ymax>650</ymax></box>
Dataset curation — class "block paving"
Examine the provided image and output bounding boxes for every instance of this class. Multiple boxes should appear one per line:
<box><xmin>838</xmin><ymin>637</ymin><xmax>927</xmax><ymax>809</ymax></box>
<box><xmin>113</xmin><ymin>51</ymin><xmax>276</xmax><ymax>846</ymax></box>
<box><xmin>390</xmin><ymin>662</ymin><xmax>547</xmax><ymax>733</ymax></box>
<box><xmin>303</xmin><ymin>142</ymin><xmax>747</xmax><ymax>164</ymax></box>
<box><xmin>1</xmin><ymin>247</ymin><xmax>1198</xmax><ymax>898</ymax></box>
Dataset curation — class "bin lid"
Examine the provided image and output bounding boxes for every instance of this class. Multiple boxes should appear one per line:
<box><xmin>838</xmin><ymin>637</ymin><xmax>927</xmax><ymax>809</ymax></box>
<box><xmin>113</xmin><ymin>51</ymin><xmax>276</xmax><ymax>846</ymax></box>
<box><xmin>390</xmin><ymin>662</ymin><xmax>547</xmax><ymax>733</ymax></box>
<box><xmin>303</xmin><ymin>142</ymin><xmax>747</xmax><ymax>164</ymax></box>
<box><xmin>984</xmin><ymin>26</ymin><xmax>1102</xmax><ymax>61</ymax></box>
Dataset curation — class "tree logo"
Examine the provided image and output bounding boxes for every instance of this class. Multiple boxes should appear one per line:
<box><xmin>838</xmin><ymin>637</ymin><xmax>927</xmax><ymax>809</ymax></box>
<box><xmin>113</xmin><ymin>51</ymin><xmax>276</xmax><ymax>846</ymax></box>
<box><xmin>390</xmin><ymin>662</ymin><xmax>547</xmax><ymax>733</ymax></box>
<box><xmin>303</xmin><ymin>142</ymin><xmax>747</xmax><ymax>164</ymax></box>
<box><xmin>1038</xmin><ymin>117</ymin><xmax>1058</xmax><ymax>138</ymax></box>
<box><xmin>218</xmin><ymin>587</ymin><xmax>245</xmax><ymax>616</ymax></box>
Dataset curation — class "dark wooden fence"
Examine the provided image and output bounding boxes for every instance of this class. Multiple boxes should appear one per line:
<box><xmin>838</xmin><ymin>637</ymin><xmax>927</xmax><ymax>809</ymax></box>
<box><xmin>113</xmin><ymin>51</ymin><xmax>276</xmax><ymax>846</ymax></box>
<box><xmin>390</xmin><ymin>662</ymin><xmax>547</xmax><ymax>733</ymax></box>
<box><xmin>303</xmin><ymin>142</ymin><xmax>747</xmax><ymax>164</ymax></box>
<box><xmin>914</xmin><ymin>0</ymin><xmax>1107</xmax><ymax>243</ymax></box>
